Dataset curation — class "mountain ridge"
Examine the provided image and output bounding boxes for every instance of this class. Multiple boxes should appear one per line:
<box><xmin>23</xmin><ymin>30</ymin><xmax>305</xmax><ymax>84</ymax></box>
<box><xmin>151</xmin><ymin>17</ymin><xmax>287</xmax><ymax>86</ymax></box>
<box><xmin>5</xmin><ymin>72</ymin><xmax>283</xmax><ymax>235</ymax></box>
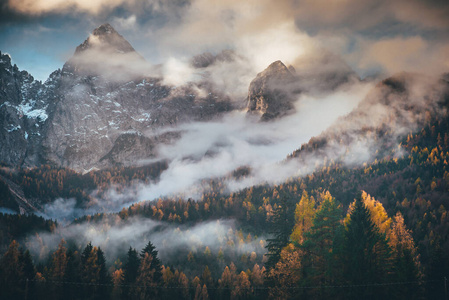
<box><xmin>0</xmin><ymin>25</ymin><xmax>234</xmax><ymax>171</ymax></box>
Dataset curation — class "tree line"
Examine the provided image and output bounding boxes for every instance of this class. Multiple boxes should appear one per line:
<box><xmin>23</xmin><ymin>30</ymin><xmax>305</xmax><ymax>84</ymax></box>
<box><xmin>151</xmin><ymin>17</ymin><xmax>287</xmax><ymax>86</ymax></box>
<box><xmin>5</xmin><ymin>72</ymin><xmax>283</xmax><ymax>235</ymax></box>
<box><xmin>1</xmin><ymin>190</ymin><xmax>448</xmax><ymax>299</ymax></box>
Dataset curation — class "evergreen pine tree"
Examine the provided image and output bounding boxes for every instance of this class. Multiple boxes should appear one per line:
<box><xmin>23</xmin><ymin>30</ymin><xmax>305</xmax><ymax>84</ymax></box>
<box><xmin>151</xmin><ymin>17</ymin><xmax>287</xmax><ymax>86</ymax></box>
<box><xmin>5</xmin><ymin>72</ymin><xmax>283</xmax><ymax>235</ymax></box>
<box><xmin>140</xmin><ymin>241</ymin><xmax>163</xmax><ymax>284</ymax></box>
<box><xmin>83</xmin><ymin>245</ymin><xmax>100</xmax><ymax>299</ymax></box>
<box><xmin>19</xmin><ymin>248</ymin><xmax>36</xmax><ymax>299</ymax></box>
<box><xmin>265</xmin><ymin>195</ymin><xmax>294</xmax><ymax>272</ymax></box>
<box><xmin>343</xmin><ymin>196</ymin><xmax>392</xmax><ymax>300</ymax></box>
<box><xmin>426</xmin><ymin>239</ymin><xmax>449</xmax><ymax>300</ymax></box>
<box><xmin>81</xmin><ymin>242</ymin><xmax>93</xmax><ymax>267</ymax></box>
<box><xmin>64</xmin><ymin>249</ymin><xmax>82</xmax><ymax>300</ymax></box>
<box><xmin>20</xmin><ymin>249</ymin><xmax>35</xmax><ymax>281</ymax></box>
<box><xmin>96</xmin><ymin>247</ymin><xmax>111</xmax><ymax>300</ymax></box>
<box><xmin>122</xmin><ymin>247</ymin><xmax>140</xmax><ymax>299</ymax></box>
<box><xmin>0</xmin><ymin>240</ymin><xmax>24</xmax><ymax>299</ymax></box>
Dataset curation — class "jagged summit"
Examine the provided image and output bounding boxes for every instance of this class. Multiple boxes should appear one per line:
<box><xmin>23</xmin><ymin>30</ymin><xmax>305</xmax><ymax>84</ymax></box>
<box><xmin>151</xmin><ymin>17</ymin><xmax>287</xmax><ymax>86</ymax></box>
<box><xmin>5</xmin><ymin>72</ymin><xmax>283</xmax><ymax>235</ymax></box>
<box><xmin>246</xmin><ymin>60</ymin><xmax>297</xmax><ymax>121</ymax></box>
<box><xmin>63</xmin><ymin>23</ymin><xmax>145</xmax><ymax>79</ymax></box>
<box><xmin>259</xmin><ymin>60</ymin><xmax>293</xmax><ymax>79</ymax></box>
<box><xmin>93</xmin><ymin>23</ymin><xmax>116</xmax><ymax>35</ymax></box>
<box><xmin>74</xmin><ymin>23</ymin><xmax>137</xmax><ymax>55</ymax></box>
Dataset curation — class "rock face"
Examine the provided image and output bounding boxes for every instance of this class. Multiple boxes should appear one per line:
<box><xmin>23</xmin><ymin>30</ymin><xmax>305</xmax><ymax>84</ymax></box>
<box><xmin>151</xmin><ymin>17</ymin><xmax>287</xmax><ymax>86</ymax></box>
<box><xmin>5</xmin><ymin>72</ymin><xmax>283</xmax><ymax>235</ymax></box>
<box><xmin>246</xmin><ymin>60</ymin><xmax>297</xmax><ymax>121</ymax></box>
<box><xmin>0</xmin><ymin>24</ymin><xmax>232</xmax><ymax>171</ymax></box>
<box><xmin>0</xmin><ymin>26</ymin><xmax>362</xmax><ymax>171</ymax></box>
<box><xmin>0</xmin><ymin>51</ymin><xmax>54</xmax><ymax>167</ymax></box>
<box><xmin>100</xmin><ymin>131</ymin><xmax>180</xmax><ymax>166</ymax></box>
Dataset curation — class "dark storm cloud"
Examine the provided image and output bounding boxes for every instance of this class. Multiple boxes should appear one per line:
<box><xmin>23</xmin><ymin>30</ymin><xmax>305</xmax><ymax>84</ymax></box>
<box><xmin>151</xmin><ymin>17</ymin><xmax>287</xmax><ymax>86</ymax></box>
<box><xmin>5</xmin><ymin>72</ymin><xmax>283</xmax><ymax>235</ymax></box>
<box><xmin>0</xmin><ymin>0</ymin><xmax>35</xmax><ymax>26</ymax></box>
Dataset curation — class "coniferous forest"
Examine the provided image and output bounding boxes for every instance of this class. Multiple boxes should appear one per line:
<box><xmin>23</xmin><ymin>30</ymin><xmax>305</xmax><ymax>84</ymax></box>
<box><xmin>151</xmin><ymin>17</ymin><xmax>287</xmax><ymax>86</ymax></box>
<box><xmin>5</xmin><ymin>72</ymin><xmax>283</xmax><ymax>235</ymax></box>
<box><xmin>2</xmin><ymin>1</ymin><xmax>449</xmax><ymax>299</ymax></box>
<box><xmin>1</xmin><ymin>102</ymin><xmax>449</xmax><ymax>299</ymax></box>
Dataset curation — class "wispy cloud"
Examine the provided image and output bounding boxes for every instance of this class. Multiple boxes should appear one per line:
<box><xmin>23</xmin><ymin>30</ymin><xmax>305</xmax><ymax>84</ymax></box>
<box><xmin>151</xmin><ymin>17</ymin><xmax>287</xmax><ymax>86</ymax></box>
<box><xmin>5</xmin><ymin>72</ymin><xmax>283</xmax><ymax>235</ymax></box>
<box><xmin>25</xmin><ymin>217</ymin><xmax>266</xmax><ymax>264</ymax></box>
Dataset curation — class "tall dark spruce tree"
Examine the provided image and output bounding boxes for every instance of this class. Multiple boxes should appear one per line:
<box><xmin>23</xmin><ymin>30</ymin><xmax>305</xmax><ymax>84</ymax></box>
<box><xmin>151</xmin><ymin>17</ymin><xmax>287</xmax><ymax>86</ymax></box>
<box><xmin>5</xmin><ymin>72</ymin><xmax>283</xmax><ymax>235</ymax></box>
<box><xmin>343</xmin><ymin>196</ymin><xmax>392</xmax><ymax>300</ymax></box>
<box><xmin>426</xmin><ymin>239</ymin><xmax>449</xmax><ymax>300</ymax></box>
<box><xmin>64</xmin><ymin>248</ymin><xmax>82</xmax><ymax>300</ymax></box>
<box><xmin>80</xmin><ymin>242</ymin><xmax>94</xmax><ymax>299</ymax></box>
<box><xmin>20</xmin><ymin>249</ymin><xmax>36</xmax><ymax>299</ymax></box>
<box><xmin>265</xmin><ymin>195</ymin><xmax>294</xmax><ymax>272</ymax></box>
<box><xmin>96</xmin><ymin>247</ymin><xmax>111</xmax><ymax>300</ymax></box>
<box><xmin>0</xmin><ymin>241</ymin><xmax>24</xmax><ymax>299</ymax></box>
<box><xmin>140</xmin><ymin>241</ymin><xmax>163</xmax><ymax>284</ymax></box>
<box><xmin>81</xmin><ymin>242</ymin><xmax>93</xmax><ymax>268</ymax></box>
<box><xmin>122</xmin><ymin>247</ymin><xmax>140</xmax><ymax>299</ymax></box>
<box><xmin>139</xmin><ymin>241</ymin><xmax>163</xmax><ymax>299</ymax></box>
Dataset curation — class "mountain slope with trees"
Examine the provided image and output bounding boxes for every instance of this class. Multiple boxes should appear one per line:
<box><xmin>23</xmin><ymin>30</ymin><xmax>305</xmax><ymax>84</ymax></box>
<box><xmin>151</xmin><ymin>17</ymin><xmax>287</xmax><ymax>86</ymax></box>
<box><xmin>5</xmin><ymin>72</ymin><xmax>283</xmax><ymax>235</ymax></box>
<box><xmin>1</xmin><ymin>84</ymin><xmax>449</xmax><ymax>299</ymax></box>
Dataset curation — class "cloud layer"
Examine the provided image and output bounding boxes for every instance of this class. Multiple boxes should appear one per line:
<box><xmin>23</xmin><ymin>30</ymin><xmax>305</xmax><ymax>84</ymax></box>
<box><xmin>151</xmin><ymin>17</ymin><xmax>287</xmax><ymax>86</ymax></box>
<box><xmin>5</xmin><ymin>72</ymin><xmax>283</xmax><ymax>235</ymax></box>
<box><xmin>25</xmin><ymin>217</ymin><xmax>266</xmax><ymax>265</ymax></box>
<box><xmin>3</xmin><ymin>0</ymin><xmax>449</xmax><ymax>81</ymax></box>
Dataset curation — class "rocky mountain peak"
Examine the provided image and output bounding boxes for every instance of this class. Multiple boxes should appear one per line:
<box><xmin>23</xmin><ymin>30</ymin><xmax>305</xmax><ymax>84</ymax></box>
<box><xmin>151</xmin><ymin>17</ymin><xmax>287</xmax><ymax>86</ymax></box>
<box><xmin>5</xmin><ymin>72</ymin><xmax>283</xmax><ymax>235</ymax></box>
<box><xmin>259</xmin><ymin>60</ymin><xmax>293</xmax><ymax>78</ymax></box>
<box><xmin>0</xmin><ymin>51</ymin><xmax>12</xmax><ymax>65</ymax></box>
<box><xmin>74</xmin><ymin>23</ymin><xmax>137</xmax><ymax>55</ymax></box>
<box><xmin>92</xmin><ymin>23</ymin><xmax>116</xmax><ymax>35</ymax></box>
<box><xmin>246</xmin><ymin>60</ymin><xmax>297</xmax><ymax>121</ymax></box>
<box><xmin>63</xmin><ymin>23</ymin><xmax>145</xmax><ymax>79</ymax></box>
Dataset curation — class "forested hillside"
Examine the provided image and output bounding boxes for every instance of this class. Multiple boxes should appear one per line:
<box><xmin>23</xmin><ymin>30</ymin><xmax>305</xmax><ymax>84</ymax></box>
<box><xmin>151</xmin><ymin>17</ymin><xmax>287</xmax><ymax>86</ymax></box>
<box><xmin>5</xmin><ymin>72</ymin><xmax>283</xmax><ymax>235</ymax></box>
<box><xmin>1</xmin><ymin>99</ymin><xmax>449</xmax><ymax>299</ymax></box>
<box><xmin>3</xmin><ymin>0</ymin><xmax>449</xmax><ymax>299</ymax></box>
